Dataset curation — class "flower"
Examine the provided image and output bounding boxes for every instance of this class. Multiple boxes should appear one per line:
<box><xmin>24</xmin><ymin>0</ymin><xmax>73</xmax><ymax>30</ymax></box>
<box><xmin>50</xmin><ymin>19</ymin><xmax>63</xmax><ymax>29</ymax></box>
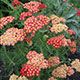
<box><xmin>48</xmin><ymin>56</ymin><xmax>61</xmax><ymax>67</ymax></box>
<box><xmin>12</xmin><ymin>0</ymin><xmax>21</xmax><ymax>8</ymax></box>
<box><xmin>26</xmin><ymin>51</ymin><xmax>49</xmax><ymax>69</ymax></box>
<box><xmin>69</xmin><ymin>41</ymin><xmax>76</xmax><ymax>47</ymax></box>
<box><xmin>23</xmin><ymin>1</ymin><xmax>46</xmax><ymax>13</ymax></box>
<box><xmin>48</xmin><ymin>77</ymin><xmax>57</xmax><ymax>80</ymax></box>
<box><xmin>49</xmin><ymin>14</ymin><xmax>66</xmax><ymax>25</ymax></box>
<box><xmin>67</xmin><ymin>30</ymin><xmax>75</xmax><ymax>35</ymax></box>
<box><xmin>0</xmin><ymin>28</ymin><xmax>26</xmax><ymax>46</ymax></box>
<box><xmin>71</xmin><ymin>59</ymin><xmax>80</xmax><ymax>72</ymax></box>
<box><xmin>19</xmin><ymin>12</ymin><xmax>32</xmax><ymax>20</ymax></box>
<box><xmin>38</xmin><ymin>3</ymin><xmax>46</xmax><ymax>10</ymax></box>
<box><xmin>9</xmin><ymin>74</ymin><xmax>28</xmax><ymax>80</ymax></box>
<box><xmin>25</xmin><ymin>37</ymin><xmax>32</xmax><ymax>46</ymax></box>
<box><xmin>63</xmin><ymin>0</ymin><xmax>67</xmax><ymax>2</ymax></box>
<box><xmin>9</xmin><ymin>74</ymin><xmax>18</xmax><ymax>80</ymax></box>
<box><xmin>0</xmin><ymin>16</ymin><xmax>15</xmax><ymax>29</ymax></box>
<box><xmin>76</xmin><ymin>10</ymin><xmax>80</xmax><ymax>16</ymax></box>
<box><xmin>66</xmin><ymin>66</ymin><xmax>74</xmax><ymax>76</ymax></box>
<box><xmin>50</xmin><ymin>23</ymin><xmax>68</xmax><ymax>33</ymax></box>
<box><xmin>70</xmin><ymin>48</ymin><xmax>76</xmax><ymax>53</ymax></box>
<box><xmin>24</xmin><ymin>15</ymin><xmax>49</xmax><ymax>33</ymax></box>
<box><xmin>20</xmin><ymin>64</ymin><xmax>41</xmax><ymax>77</ymax></box>
<box><xmin>47</xmin><ymin>36</ymin><xmax>63</xmax><ymax>48</ymax></box>
<box><xmin>52</xmin><ymin>64</ymin><xmax>74</xmax><ymax>78</ymax></box>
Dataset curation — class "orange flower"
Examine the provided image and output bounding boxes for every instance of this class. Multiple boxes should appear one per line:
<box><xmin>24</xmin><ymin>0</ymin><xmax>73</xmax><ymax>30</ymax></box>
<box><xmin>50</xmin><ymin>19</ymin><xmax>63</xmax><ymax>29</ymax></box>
<box><xmin>69</xmin><ymin>41</ymin><xmax>76</xmax><ymax>47</ymax></box>
<box><xmin>63</xmin><ymin>0</ymin><xmax>67</xmax><ymax>2</ymax></box>
<box><xmin>70</xmin><ymin>48</ymin><xmax>76</xmax><ymax>53</ymax></box>
<box><xmin>67</xmin><ymin>29</ymin><xmax>75</xmax><ymax>35</ymax></box>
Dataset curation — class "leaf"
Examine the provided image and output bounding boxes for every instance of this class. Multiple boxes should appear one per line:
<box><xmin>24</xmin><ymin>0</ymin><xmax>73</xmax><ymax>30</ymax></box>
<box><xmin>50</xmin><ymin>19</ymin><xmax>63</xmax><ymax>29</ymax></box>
<box><xmin>66</xmin><ymin>19</ymin><xmax>78</xmax><ymax>24</ymax></box>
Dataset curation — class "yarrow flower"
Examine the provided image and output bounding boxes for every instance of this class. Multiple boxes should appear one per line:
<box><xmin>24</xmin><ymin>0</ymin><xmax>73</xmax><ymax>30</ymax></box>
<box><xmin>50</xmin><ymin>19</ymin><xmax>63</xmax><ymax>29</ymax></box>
<box><xmin>76</xmin><ymin>10</ymin><xmax>80</xmax><ymax>16</ymax></box>
<box><xmin>20</xmin><ymin>64</ymin><xmax>41</xmax><ymax>77</ymax></box>
<box><xmin>25</xmin><ymin>37</ymin><xmax>32</xmax><ymax>46</ymax></box>
<box><xmin>0</xmin><ymin>16</ymin><xmax>15</xmax><ymax>29</ymax></box>
<box><xmin>0</xmin><ymin>28</ymin><xmax>26</xmax><ymax>46</ymax></box>
<box><xmin>23</xmin><ymin>1</ymin><xmax>46</xmax><ymax>13</ymax></box>
<box><xmin>24</xmin><ymin>15</ymin><xmax>49</xmax><ymax>33</ymax></box>
<box><xmin>12</xmin><ymin>0</ymin><xmax>21</xmax><ymax>8</ymax></box>
<box><xmin>69</xmin><ymin>41</ymin><xmax>76</xmax><ymax>53</ymax></box>
<box><xmin>50</xmin><ymin>14</ymin><xmax>66</xmax><ymax>25</ymax></box>
<box><xmin>48</xmin><ymin>77</ymin><xmax>57</xmax><ymax>80</ymax></box>
<box><xmin>52</xmin><ymin>64</ymin><xmax>74</xmax><ymax>78</ymax></box>
<box><xmin>9</xmin><ymin>74</ymin><xmax>28</xmax><ymax>80</ymax></box>
<box><xmin>71</xmin><ymin>59</ymin><xmax>80</xmax><ymax>72</ymax></box>
<box><xmin>26</xmin><ymin>51</ymin><xmax>49</xmax><ymax>69</ymax></box>
<box><xmin>47</xmin><ymin>36</ymin><xmax>64</xmax><ymax>48</ymax></box>
<box><xmin>67</xmin><ymin>29</ymin><xmax>76</xmax><ymax>35</ymax></box>
<box><xmin>19</xmin><ymin>12</ymin><xmax>32</xmax><ymax>20</ymax></box>
<box><xmin>50</xmin><ymin>23</ymin><xmax>68</xmax><ymax>33</ymax></box>
<box><xmin>48</xmin><ymin>56</ymin><xmax>61</xmax><ymax>67</ymax></box>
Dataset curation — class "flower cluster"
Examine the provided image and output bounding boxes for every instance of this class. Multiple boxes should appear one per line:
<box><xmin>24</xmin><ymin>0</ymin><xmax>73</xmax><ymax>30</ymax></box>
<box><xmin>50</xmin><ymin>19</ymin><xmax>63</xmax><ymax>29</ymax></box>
<box><xmin>19</xmin><ymin>12</ymin><xmax>32</xmax><ymax>20</ymax></box>
<box><xmin>0</xmin><ymin>28</ymin><xmax>26</xmax><ymax>46</ymax></box>
<box><xmin>9</xmin><ymin>74</ymin><xmax>28</xmax><ymax>80</ymax></box>
<box><xmin>47</xmin><ymin>35</ymin><xmax>76</xmax><ymax>48</ymax></box>
<box><xmin>20</xmin><ymin>64</ymin><xmax>41</xmax><ymax>77</ymax></box>
<box><xmin>26</xmin><ymin>51</ymin><xmax>49</xmax><ymax>69</ymax></box>
<box><xmin>12</xmin><ymin>0</ymin><xmax>21</xmax><ymax>8</ymax></box>
<box><xmin>50</xmin><ymin>14</ymin><xmax>66</xmax><ymax>25</ymax></box>
<box><xmin>69</xmin><ymin>41</ymin><xmax>76</xmax><ymax>53</ymax></box>
<box><xmin>47</xmin><ymin>36</ymin><xmax>64</xmax><ymax>48</ymax></box>
<box><xmin>67</xmin><ymin>29</ymin><xmax>76</xmax><ymax>35</ymax></box>
<box><xmin>50</xmin><ymin>23</ymin><xmax>68</xmax><ymax>33</ymax></box>
<box><xmin>23</xmin><ymin>1</ymin><xmax>46</xmax><ymax>13</ymax></box>
<box><xmin>52</xmin><ymin>64</ymin><xmax>74</xmax><ymax>78</ymax></box>
<box><xmin>76</xmin><ymin>10</ymin><xmax>80</xmax><ymax>16</ymax></box>
<box><xmin>71</xmin><ymin>59</ymin><xmax>80</xmax><ymax>72</ymax></box>
<box><xmin>25</xmin><ymin>37</ymin><xmax>32</xmax><ymax>46</ymax></box>
<box><xmin>0</xmin><ymin>16</ymin><xmax>15</xmax><ymax>29</ymax></box>
<box><xmin>24</xmin><ymin>15</ymin><xmax>49</xmax><ymax>33</ymax></box>
<box><xmin>48</xmin><ymin>77</ymin><xmax>57</xmax><ymax>80</ymax></box>
<box><xmin>48</xmin><ymin>56</ymin><xmax>61</xmax><ymax>67</ymax></box>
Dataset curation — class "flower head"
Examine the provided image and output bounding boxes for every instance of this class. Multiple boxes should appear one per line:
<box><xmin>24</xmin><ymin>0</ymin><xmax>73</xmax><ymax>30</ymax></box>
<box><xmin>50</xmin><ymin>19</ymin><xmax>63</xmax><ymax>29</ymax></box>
<box><xmin>20</xmin><ymin>64</ymin><xmax>41</xmax><ymax>77</ymax></box>
<box><xmin>48</xmin><ymin>56</ymin><xmax>61</xmax><ymax>67</ymax></box>
<box><xmin>12</xmin><ymin>0</ymin><xmax>21</xmax><ymax>7</ymax></box>
<box><xmin>26</xmin><ymin>51</ymin><xmax>49</xmax><ymax>69</ymax></box>
<box><xmin>67</xmin><ymin>29</ymin><xmax>75</xmax><ymax>35</ymax></box>
<box><xmin>0</xmin><ymin>28</ymin><xmax>25</xmax><ymax>46</ymax></box>
<box><xmin>71</xmin><ymin>59</ymin><xmax>80</xmax><ymax>72</ymax></box>
<box><xmin>76</xmin><ymin>10</ymin><xmax>80</xmax><ymax>16</ymax></box>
